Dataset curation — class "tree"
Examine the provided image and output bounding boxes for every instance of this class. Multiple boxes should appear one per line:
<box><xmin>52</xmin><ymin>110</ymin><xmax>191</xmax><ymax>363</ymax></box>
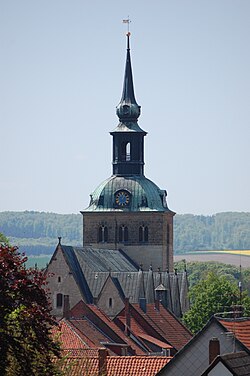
<box><xmin>0</xmin><ymin>244</ymin><xmax>62</xmax><ymax>376</ymax></box>
<box><xmin>0</xmin><ymin>232</ymin><xmax>9</xmax><ymax>245</ymax></box>
<box><xmin>183</xmin><ymin>271</ymin><xmax>250</xmax><ymax>334</ymax></box>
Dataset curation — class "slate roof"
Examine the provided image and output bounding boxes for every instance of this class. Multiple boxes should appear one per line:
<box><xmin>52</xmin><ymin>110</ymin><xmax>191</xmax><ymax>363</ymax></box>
<box><xmin>55</xmin><ymin>244</ymin><xmax>188</xmax><ymax>317</ymax></box>
<box><xmin>72</xmin><ymin>246</ymin><xmax>138</xmax><ymax>272</ymax></box>
<box><xmin>218</xmin><ymin>317</ymin><xmax>250</xmax><ymax>350</ymax></box>
<box><xmin>201</xmin><ymin>351</ymin><xmax>250</xmax><ymax>376</ymax></box>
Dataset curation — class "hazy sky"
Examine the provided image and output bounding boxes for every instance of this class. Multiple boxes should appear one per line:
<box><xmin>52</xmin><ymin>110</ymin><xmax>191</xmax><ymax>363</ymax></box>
<box><xmin>1</xmin><ymin>0</ymin><xmax>249</xmax><ymax>215</ymax></box>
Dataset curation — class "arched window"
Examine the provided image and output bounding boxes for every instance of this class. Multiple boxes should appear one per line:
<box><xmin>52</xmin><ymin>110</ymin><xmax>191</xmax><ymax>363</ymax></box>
<box><xmin>119</xmin><ymin>225</ymin><xmax>129</xmax><ymax>242</ymax></box>
<box><xmin>126</xmin><ymin>142</ymin><xmax>131</xmax><ymax>161</ymax></box>
<box><xmin>124</xmin><ymin>226</ymin><xmax>128</xmax><ymax>241</ymax></box>
<box><xmin>139</xmin><ymin>226</ymin><xmax>143</xmax><ymax>242</ymax></box>
<box><xmin>104</xmin><ymin>226</ymin><xmax>108</xmax><ymax>242</ymax></box>
<box><xmin>121</xmin><ymin>141</ymin><xmax>131</xmax><ymax>161</ymax></box>
<box><xmin>139</xmin><ymin>225</ymin><xmax>149</xmax><ymax>243</ymax></box>
<box><xmin>56</xmin><ymin>293</ymin><xmax>63</xmax><ymax>308</ymax></box>
<box><xmin>98</xmin><ymin>225</ymin><xmax>108</xmax><ymax>243</ymax></box>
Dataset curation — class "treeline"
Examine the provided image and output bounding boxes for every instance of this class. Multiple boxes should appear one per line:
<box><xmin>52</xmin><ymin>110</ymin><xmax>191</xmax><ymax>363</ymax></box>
<box><xmin>175</xmin><ymin>212</ymin><xmax>250</xmax><ymax>252</ymax></box>
<box><xmin>0</xmin><ymin>211</ymin><xmax>249</xmax><ymax>255</ymax></box>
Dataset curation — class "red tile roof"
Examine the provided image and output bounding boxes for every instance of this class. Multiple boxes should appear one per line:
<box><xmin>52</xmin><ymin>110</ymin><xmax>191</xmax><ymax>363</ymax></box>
<box><xmin>60</xmin><ymin>356</ymin><xmax>99</xmax><ymax>376</ymax></box>
<box><xmin>59</xmin><ymin>355</ymin><xmax>170</xmax><ymax>376</ymax></box>
<box><xmin>134</xmin><ymin>303</ymin><xmax>192</xmax><ymax>350</ymax></box>
<box><xmin>52</xmin><ymin>320</ymin><xmax>89</xmax><ymax>349</ymax></box>
<box><xmin>138</xmin><ymin>333</ymin><xmax>172</xmax><ymax>349</ymax></box>
<box><xmin>116</xmin><ymin>303</ymin><xmax>192</xmax><ymax>351</ymax></box>
<box><xmin>70</xmin><ymin>300</ymin><xmax>145</xmax><ymax>355</ymax></box>
<box><xmin>107</xmin><ymin>356</ymin><xmax>171</xmax><ymax>376</ymax></box>
<box><xmin>219</xmin><ymin>318</ymin><xmax>250</xmax><ymax>349</ymax></box>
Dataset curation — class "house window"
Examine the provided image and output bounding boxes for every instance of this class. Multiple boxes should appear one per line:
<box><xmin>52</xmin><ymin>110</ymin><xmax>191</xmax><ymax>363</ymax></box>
<box><xmin>56</xmin><ymin>293</ymin><xmax>63</xmax><ymax>308</ymax></box>
<box><xmin>98</xmin><ymin>225</ymin><xmax>108</xmax><ymax>243</ymax></box>
<box><xmin>58</xmin><ymin>276</ymin><xmax>61</xmax><ymax>283</ymax></box>
<box><xmin>119</xmin><ymin>225</ymin><xmax>128</xmax><ymax>242</ymax></box>
<box><xmin>139</xmin><ymin>225</ymin><xmax>149</xmax><ymax>243</ymax></box>
<box><xmin>109</xmin><ymin>298</ymin><xmax>113</xmax><ymax>308</ymax></box>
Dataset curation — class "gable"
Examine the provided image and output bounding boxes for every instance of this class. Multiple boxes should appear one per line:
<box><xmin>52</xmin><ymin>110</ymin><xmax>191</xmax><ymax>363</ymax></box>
<box><xmin>208</xmin><ymin>362</ymin><xmax>233</xmax><ymax>376</ymax></box>
<box><xmin>97</xmin><ymin>276</ymin><xmax>125</xmax><ymax>318</ymax></box>
<box><xmin>46</xmin><ymin>245</ymin><xmax>83</xmax><ymax>317</ymax></box>
<box><xmin>158</xmin><ymin>318</ymin><xmax>249</xmax><ymax>376</ymax></box>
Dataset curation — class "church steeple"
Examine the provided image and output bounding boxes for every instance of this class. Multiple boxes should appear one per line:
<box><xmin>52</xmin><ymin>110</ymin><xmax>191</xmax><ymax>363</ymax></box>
<box><xmin>116</xmin><ymin>33</ymin><xmax>141</xmax><ymax>122</ymax></box>
<box><xmin>111</xmin><ymin>33</ymin><xmax>147</xmax><ymax>176</ymax></box>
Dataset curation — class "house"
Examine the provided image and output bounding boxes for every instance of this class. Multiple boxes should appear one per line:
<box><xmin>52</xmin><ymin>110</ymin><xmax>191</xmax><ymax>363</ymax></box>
<box><xmin>58</xmin><ymin>348</ymin><xmax>171</xmax><ymax>376</ymax></box>
<box><xmin>114</xmin><ymin>300</ymin><xmax>192</xmax><ymax>355</ymax></box>
<box><xmin>157</xmin><ymin>316</ymin><xmax>250</xmax><ymax>376</ymax></box>
<box><xmin>55</xmin><ymin>298</ymin><xmax>191</xmax><ymax>357</ymax></box>
<box><xmin>201</xmin><ymin>351</ymin><xmax>250</xmax><ymax>376</ymax></box>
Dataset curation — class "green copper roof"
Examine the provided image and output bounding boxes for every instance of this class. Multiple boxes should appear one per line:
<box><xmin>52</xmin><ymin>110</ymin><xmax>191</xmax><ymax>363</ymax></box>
<box><xmin>84</xmin><ymin>175</ymin><xmax>171</xmax><ymax>212</ymax></box>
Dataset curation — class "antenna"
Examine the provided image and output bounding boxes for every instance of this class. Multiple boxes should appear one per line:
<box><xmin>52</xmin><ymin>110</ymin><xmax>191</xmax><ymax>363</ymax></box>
<box><xmin>239</xmin><ymin>263</ymin><xmax>242</xmax><ymax>307</ymax></box>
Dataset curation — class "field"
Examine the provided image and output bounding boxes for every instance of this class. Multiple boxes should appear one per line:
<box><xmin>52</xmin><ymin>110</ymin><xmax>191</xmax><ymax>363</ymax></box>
<box><xmin>175</xmin><ymin>250</ymin><xmax>250</xmax><ymax>268</ymax></box>
<box><xmin>25</xmin><ymin>255</ymin><xmax>52</xmax><ymax>269</ymax></box>
<box><xmin>26</xmin><ymin>250</ymin><xmax>250</xmax><ymax>269</ymax></box>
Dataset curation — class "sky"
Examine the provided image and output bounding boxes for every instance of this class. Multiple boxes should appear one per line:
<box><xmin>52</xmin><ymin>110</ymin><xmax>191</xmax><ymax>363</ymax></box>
<box><xmin>1</xmin><ymin>0</ymin><xmax>249</xmax><ymax>216</ymax></box>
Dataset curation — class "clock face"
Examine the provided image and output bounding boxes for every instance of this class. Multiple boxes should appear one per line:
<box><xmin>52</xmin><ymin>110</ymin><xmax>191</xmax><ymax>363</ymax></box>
<box><xmin>115</xmin><ymin>191</ymin><xmax>130</xmax><ymax>207</ymax></box>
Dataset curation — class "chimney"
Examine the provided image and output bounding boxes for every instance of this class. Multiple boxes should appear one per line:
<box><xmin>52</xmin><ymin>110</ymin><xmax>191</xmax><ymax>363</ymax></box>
<box><xmin>154</xmin><ymin>299</ymin><xmax>160</xmax><ymax>311</ymax></box>
<box><xmin>63</xmin><ymin>295</ymin><xmax>70</xmax><ymax>319</ymax></box>
<box><xmin>124</xmin><ymin>297</ymin><xmax>130</xmax><ymax>335</ymax></box>
<box><xmin>139</xmin><ymin>297</ymin><xmax>147</xmax><ymax>313</ymax></box>
<box><xmin>209</xmin><ymin>337</ymin><xmax>220</xmax><ymax>364</ymax></box>
<box><xmin>98</xmin><ymin>348</ymin><xmax>108</xmax><ymax>376</ymax></box>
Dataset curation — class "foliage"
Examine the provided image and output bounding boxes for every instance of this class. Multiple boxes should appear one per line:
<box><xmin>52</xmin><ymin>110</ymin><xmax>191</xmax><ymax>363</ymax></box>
<box><xmin>0</xmin><ymin>210</ymin><xmax>249</xmax><ymax>255</ymax></box>
<box><xmin>0</xmin><ymin>244</ymin><xmax>62</xmax><ymax>376</ymax></box>
<box><xmin>183</xmin><ymin>271</ymin><xmax>250</xmax><ymax>334</ymax></box>
<box><xmin>174</xmin><ymin>212</ymin><xmax>250</xmax><ymax>252</ymax></box>
<box><xmin>0</xmin><ymin>232</ymin><xmax>9</xmax><ymax>245</ymax></box>
<box><xmin>175</xmin><ymin>260</ymin><xmax>242</xmax><ymax>288</ymax></box>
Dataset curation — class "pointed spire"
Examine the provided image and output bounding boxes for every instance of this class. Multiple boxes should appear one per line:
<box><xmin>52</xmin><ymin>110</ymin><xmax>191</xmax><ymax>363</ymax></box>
<box><xmin>116</xmin><ymin>33</ymin><xmax>141</xmax><ymax>122</ymax></box>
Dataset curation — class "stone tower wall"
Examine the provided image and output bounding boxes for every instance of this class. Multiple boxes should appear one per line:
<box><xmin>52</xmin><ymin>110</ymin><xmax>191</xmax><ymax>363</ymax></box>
<box><xmin>82</xmin><ymin>211</ymin><xmax>174</xmax><ymax>271</ymax></box>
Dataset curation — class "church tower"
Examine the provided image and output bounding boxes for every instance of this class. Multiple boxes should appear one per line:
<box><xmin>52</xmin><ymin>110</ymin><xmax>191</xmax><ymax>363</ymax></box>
<box><xmin>81</xmin><ymin>33</ymin><xmax>175</xmax><ymax>271</ymax></box>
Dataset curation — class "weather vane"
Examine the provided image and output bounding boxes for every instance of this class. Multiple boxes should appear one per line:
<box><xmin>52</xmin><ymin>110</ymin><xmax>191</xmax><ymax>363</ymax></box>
<box><xmin>122</xmin><ymin>17</ymin><xmax>131</xmax><ymax>35</ymax></box>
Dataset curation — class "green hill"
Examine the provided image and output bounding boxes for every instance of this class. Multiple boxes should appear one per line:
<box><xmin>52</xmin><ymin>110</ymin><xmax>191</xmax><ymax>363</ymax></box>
<box><xmin>0</xmin><ymin>211</ymin><xmax>249</xmax><ymax>255</ymax></box>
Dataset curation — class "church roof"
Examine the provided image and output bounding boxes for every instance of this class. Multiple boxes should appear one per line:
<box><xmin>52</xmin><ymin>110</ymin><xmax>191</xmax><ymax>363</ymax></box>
<box><xmin>58</xmin><ymin>245</ymin><xmax>187</xmax><ymax>317</ymax></box>
<box><xmin>84</xmin><ymin>175</ymin><xmax>171</xmax><ymax>212</ymax></box>
<box><xmin>71</xmin><ymin>246</ymin><xmax>138</xmax><ymax>272</ymax></box>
